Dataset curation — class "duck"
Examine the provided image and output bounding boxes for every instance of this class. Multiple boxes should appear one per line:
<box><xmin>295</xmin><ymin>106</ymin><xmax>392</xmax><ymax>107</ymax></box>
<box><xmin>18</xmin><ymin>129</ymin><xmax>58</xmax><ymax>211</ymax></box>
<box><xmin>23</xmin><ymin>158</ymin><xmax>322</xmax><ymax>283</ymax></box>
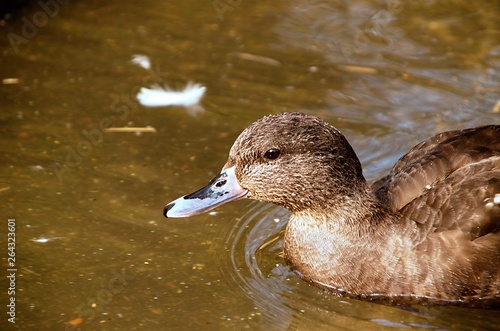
<box><xmin>164</xmin><ymin>112</ymin><xmax>500</xmax><ymax>307</ymax></box>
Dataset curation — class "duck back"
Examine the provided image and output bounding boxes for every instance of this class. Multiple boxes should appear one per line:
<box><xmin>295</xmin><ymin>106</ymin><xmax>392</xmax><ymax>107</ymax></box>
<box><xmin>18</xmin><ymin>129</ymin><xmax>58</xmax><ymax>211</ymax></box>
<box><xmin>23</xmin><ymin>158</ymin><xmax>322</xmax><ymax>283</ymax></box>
<box><xmin>372</xmin><ymin>125</ymin><xmax>500</xmax><ymax>305</ymax></box>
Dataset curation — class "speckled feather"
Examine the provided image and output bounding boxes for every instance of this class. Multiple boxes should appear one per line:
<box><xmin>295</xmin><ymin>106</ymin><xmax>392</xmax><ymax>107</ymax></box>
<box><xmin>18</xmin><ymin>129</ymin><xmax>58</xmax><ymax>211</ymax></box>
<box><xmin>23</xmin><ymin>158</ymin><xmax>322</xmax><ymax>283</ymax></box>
<box><xmin>225</xmin><ymin>113</ymin><xmax>500</xmax><ymax>307</ymax></box>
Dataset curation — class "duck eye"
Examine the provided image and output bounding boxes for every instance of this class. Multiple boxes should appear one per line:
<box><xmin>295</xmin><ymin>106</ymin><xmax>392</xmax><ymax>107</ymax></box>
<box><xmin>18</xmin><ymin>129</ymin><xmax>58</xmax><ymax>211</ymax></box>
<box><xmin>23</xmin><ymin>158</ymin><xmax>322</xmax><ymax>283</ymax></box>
<box><xmin>264</xmin><ymin>148</ymin><xmax>281</xmax><ymax>160</ymax></box>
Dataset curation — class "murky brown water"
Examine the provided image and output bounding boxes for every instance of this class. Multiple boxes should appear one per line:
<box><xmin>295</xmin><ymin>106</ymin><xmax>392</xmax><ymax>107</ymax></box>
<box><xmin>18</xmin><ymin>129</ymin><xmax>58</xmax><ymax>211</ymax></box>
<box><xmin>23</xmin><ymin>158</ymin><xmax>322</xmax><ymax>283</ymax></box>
<box><xmin>1</xmin><ymin>0</ymin><xmax>499</xmax><ymax>330</ymax></box>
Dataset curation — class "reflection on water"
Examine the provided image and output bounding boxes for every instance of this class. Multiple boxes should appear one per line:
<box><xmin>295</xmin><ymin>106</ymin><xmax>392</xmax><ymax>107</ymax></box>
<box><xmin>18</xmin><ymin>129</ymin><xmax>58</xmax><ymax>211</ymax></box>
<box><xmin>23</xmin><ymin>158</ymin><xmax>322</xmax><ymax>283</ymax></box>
<box><xmin>1</xmin><ymin>0</ymin><xmax>499</xmax><ymax>329</ymax></box>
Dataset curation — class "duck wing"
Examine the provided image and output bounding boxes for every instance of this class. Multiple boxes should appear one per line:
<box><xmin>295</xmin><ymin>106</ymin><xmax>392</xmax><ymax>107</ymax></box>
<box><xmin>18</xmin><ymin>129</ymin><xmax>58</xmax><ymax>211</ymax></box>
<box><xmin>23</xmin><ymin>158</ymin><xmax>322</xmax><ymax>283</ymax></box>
<box><xmin>373</xmin><ymin>125</ymin><xmax>500</xmax><ymax>242</ymax></box>
<box><xmin>374</xmin><ymin>125</ymin><xmax>500</xmax><ymax>215</ymax></box>
<box><xmin>398</xmin><ymin>155</ymin><xmax>500</xmax><ymax>240</ymax></box>
<box><xmin>371</xmin><ymin>129</ymin><xmax>462</xmax><ymax>194</ymax></box>
<box><xmin>373</xmin><ymin>126</ymin><xmax>500</xmax><ymax>301</ymax></box>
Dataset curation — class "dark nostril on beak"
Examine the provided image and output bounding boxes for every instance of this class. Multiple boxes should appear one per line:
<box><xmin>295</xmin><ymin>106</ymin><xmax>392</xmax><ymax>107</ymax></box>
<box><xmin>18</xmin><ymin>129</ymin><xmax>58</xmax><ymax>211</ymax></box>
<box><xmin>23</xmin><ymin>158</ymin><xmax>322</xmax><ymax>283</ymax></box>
<box><xmin>215</xmin><ymin>179</ymin><xmax>226</xmax><ymax>188</ymax></box>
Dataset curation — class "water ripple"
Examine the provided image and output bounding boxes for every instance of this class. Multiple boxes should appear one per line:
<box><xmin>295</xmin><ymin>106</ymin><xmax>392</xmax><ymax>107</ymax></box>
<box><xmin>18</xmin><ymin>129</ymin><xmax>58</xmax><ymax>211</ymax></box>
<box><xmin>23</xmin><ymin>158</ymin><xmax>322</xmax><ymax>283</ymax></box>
<box><xmin>221</xmin><ymin>202</ymin><xmax>294</xmax><ymax>329</ymax></box>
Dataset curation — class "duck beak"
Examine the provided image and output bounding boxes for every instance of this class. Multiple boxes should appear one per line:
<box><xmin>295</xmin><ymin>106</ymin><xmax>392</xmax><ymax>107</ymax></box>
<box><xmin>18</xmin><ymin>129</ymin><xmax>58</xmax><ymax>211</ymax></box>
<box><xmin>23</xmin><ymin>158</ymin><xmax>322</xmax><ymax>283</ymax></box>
<box><xmin>164</xmin><ymin>166</ymin><xmax>248</xmax><ymax>218</ymax></box>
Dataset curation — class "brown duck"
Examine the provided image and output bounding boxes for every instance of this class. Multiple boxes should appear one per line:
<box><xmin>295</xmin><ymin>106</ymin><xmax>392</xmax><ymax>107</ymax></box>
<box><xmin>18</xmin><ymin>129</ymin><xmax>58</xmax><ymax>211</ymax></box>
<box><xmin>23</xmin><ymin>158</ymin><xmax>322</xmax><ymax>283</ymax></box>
<box><xmin>164</xmin><ymin>112</ymin><xmax>500</xmax><ymax>307</ymax></box>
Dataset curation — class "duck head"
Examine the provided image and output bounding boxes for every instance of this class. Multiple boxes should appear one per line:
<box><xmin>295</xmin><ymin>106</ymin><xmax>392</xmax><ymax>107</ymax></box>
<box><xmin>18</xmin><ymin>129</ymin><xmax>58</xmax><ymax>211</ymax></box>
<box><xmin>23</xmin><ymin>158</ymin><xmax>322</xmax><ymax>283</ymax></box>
<box><xmin>164</xmin><ymin>112</ymin><xmax>367</xmax><ymax>217</ymax></box>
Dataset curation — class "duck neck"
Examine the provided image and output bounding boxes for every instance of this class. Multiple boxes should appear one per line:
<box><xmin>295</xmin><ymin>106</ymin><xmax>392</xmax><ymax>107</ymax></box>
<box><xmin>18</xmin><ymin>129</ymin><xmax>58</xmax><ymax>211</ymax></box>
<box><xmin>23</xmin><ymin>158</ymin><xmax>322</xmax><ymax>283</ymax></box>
<box><xmin>283</xmin><ymin>186</ymin><xmax>409</xmax><ymax>296</ymax></box>
<box><xmin>314</xmin><ymin>178</ymin><xmax>391</xmax><ymax>228</ymax></box>
<box><xmin>294</xmin><ymin>187</ymin><xmax>393</xmax><ymax>236</ymax></box>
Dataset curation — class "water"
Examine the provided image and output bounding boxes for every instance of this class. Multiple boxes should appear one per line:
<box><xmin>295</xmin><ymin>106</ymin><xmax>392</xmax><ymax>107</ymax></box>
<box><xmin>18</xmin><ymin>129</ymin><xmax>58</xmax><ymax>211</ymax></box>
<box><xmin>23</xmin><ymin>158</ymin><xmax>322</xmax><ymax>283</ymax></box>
<box><xmin>1</xmin><ymin>0</ymin><xmax>499</xmax><ymax>330</ymax></box>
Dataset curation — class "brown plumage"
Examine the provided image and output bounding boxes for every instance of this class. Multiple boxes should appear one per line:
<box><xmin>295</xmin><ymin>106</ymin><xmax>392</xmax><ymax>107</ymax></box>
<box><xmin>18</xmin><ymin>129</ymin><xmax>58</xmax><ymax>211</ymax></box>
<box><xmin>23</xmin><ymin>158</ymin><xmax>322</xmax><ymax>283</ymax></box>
<box><xmin>164</xmin><ymin>112</ymin><xmax>500</xmax><ymax>307</ymax></box>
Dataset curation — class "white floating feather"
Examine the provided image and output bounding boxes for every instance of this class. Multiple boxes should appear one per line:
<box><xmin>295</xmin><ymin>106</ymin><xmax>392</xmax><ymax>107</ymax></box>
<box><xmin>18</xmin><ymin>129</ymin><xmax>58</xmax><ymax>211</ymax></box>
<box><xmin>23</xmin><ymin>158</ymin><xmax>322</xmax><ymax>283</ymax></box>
<box><xmin>137</xmin><ymin>83</ymin><xmax>206</xmax><ymax>107</ymax></box>
<box><xmin>131</xmin><ymin>54</ymin><xmax>151</xmax><ymax>70</ymax></box>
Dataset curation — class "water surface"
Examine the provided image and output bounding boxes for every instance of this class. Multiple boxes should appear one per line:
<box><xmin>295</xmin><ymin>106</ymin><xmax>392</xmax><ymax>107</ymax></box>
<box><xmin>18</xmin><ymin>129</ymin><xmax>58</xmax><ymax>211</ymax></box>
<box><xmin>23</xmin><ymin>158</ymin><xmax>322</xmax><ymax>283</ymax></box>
<box><xmin>1</xmin><ymin>0</ymin><xmax>499</xmax><ymax>330</ymax></box>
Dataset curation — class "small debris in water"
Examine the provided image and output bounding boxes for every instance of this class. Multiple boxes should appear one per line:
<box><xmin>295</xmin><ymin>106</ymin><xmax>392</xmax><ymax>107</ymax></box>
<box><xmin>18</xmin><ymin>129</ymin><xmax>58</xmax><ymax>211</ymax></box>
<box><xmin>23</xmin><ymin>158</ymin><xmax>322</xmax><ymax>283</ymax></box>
<box><xmin>104</xmin><ymin>127</ymin><xmax>157</xmax><ymax>133</ymax></box>
<box><xmin>492</xmin><ymin>100</ymin><xmax>500</xmax><ymax>113</ymax></box>
<box><xmin>67</xmin><ymin>317</ymin><xmax>84</xmax><ymax>326</ymax></box>
<box><xmin>131</xmin><ymin>54</ymin><xmax>151</xmax><ymax>70</ymax></box>
<box><xmin>339</xmin><ymin>65</ymin><xmax>378</xmax><ymax>74</ymax></box>
<box><xmin>192</xmin><ymin>263</ymin><xmax>205</xmax><ymax>270</ymax></box>
<box><xmin>31</xmin><ymin>236</ymin><xmax>65</xmax><ymax>243</ymax></box>
<box><xmin>232</xmin><ymin>52</ymin><xmax>281</xmax><ymax>66</ymax></box>
<box><xmin>3</xmin><ymin>78</ymin><xmax>19</xmax><ymax>84</ymax></box>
